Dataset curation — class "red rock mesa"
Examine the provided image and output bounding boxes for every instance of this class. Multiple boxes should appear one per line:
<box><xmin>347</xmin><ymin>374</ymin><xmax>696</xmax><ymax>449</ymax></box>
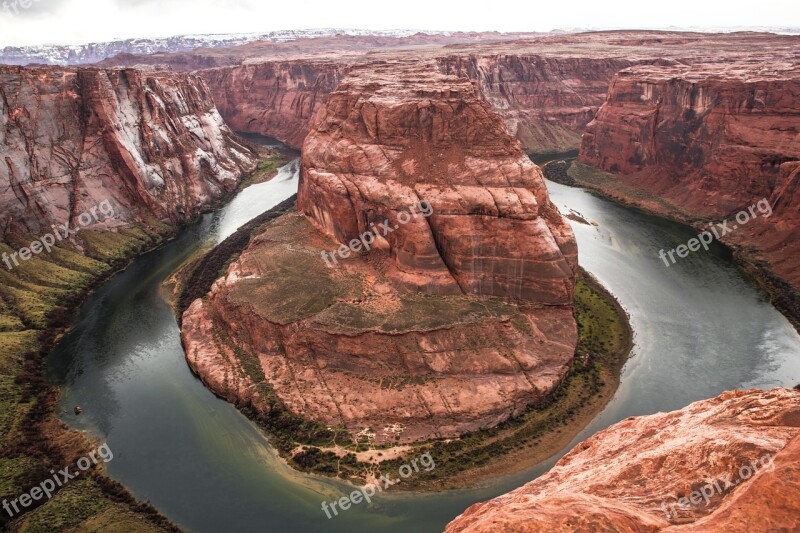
<box><xmin>181</xmin><ymin>60</ymin><xmax>578</xmax><ymax>445</ymax></box>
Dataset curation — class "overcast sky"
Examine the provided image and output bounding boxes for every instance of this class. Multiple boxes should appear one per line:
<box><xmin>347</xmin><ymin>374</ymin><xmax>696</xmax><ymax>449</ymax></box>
<box><xmin>0</xmin><ymin>0</ymin><xmax>798</xmax><ymax>47</ymax></box>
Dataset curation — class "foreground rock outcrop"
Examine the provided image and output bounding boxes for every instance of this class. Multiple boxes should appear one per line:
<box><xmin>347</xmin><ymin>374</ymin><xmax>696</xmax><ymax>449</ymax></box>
<box><xmin>446</xmin><ymin>388</ymin><xmax>800</xmax><ymax>532</ymax></box>
<box><xmin>579</xmin><ymin>63</ymin><xmax>800</xmax><ymax>292</ymax></box>
<box><xmin>0</xmin><ymin>66</ymin><xmax>258</xmax><ymax>239</ymax></box>
<box><xmin>181</xmin><ymin>60</ymin><xmax>578</xmax><ymax>445</ymax></box>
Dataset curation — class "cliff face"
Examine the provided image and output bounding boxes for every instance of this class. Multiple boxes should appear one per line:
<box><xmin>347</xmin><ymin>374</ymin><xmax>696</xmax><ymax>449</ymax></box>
<box><xmin>181</xmin><ymin>60</ymin><xmax>578</xmax><ymax>446</ymax></box>
<box><xmin>446</xmin><ymin>388</ymin><xmax>800</xmax><ymax>532</ymax></box>
<box><xmin>299</xmin><ymin>60</ymin><xmax>577</xmax><ymax>302</ymax></box>
<box><xmin>579</xmin><ymin>64</ymin><xmax>800</xmax><ymax>288</ymax></box>
<box><xmin>0</xmin><ymin>66</ymin><xmax>258</xmax><ymax>238</ymax></box>
<box><xmin>437</xmin><ymin>55</ymin><xmax>634</xmax><ymax>153</ymax></box>
<box><xmin>199</xmin><ymin>54</ymin><xmax>634</xmax><ymax>155</ymax></box>
<box><xmin>199</xmin><ymin>61</ymin><xmax>347</xmax><ymax>148</ymax></box>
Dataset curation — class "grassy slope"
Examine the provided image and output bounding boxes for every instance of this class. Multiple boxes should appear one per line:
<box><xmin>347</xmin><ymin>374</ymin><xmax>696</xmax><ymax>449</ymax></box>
<box><xmin>0</xmin><ymin>224</ymin><xmax>179</xmax><ymax>532</ymax></box>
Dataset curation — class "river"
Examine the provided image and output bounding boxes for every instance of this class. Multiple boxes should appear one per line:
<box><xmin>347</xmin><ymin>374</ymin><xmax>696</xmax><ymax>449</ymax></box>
<box><xmin>47</xmin><ymin>157</ymin><xmax>800</xmax><ymax>532</ymax></box>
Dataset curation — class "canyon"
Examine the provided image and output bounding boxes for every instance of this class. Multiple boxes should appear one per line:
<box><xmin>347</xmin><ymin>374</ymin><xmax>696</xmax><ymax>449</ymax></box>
<box><xmin>166</xmin><ymin>31</ymin><xmax>800</xmax><ymax>326</ymax></box>
<box><xmin>2</xmin><ymin>28</ymin><xmax>799</xmax><ymax>532</ymax></box>
<box><xmin>180</xmin><ymin>59</ymin><xmax>580</xmax><ymax>447</ymax></box>
<box><xmin>446</xmin><ymin>388</ymin><xmax>800</xmax><ymax>532</ymax></box>
<box><xmin>200</xmin><ymin>61</ymin><xmax>347</xmax><ymax>148</ymax></box>
<box><xmin>101</xmin><ymin>32</ymin><xmax>800</xmax><ymax>159</ymax></box>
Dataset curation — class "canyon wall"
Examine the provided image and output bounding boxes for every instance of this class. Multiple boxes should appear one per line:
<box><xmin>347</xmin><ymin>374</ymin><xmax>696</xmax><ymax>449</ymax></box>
<box><xmin>0</xmin><ymin>64</ymin><xmax>258</xmax><ymax>530</ymax></box>
<box><xmin>579</xmin><ymin>63</ymin><xmax>800</xmax><ymax>289</ymax></box>
<box><xmin>181</xmin><ymin>60</ymin><xmax>579</xmax><ymax>446</ymax></box>
<box><xmin>446</xmin><ymin>388</ymin><xmax>800</xmax><ymax>532</ymax></box>
<box><xmin>99</xmin><ymin>32</ymin><xmax>799</xmax><ymax>161</ymax></box>
<box><xmin>199</xmin><ymin>54</ymin><xmax>634</xmax><ymax>155</ymax></box>
<box><xmin>0</xmin><ymin>66</ymin><xmax>258</xmax><ymax>239</ymax></box>
<box><xmin>199</xmin><ymin>61</ymin><xmax>346</xmax><ymax>148</ymax></box>
<box><xmin>437</xmin><ymin>55</ymin><xmax>635</xmax><ymax>153</ymax></box>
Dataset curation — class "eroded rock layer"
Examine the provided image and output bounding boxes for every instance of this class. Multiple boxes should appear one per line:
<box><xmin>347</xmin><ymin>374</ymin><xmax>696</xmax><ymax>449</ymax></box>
<box><xmin>181</xmin><ymin>61</ymin><xmax>579</xmax><ymax>444</ymax></box>
<box><xmin>299</xmin><ymin>60</ymin><xmax>578</xmax><ymax>303</ymax></box>
<box><xmin>446</xmin><ymin>388</ymin><xmax>800</xmax><ymax>532</ymax></box>
<box><xmin>580</xmin><ymin>63</ymin><xmax>800</xmax><ymax>289</ymax></box>
<box><xmin>109</xmin><ymin>32</ymin><xmax>800</xmax><ymax>157</ymax></box>
<box><xmin>0</xmin><ymin>66</ymin><xmax>258</xmax><ymax>238</ymax></box>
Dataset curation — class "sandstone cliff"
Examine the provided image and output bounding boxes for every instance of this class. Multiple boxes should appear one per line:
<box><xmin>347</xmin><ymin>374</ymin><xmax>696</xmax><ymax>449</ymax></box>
<box><xmin>199</xmin><ymin>61</ymin><xmax>346</xmax><ymax>148</ymax></box>
<box><xmin>446</xmin><ymin>388</ymin><xmax>800</xmax><ymax>532</ymax></box>
<box><xmin>181</xmin><ymin>61</ymin><xmax>578</xmax><ymax>446</ymax></box>
<box><xmin>579</xmin><ymin>63</ymin><xmax>800</xmax><ymax>290</ymax></box>
<box><xmin>437</xmin><ymin>55</ymin><xmax>634</xmax><ymax>153</ymax></box>
<box><xmin>184</xmin><ymin>32</ymin><xmax>799</xmax><ymax>158</ymax></box>
<box><xmin>97</xmin><ymin>31</ymin><xmax>799</xmax><ymax>161</ymax></box>
<box><xmin>199</xmin><ymin>53</ymin><xmax>639</xmax><ymax>155</ymax></box>
<box><xmin>0</xmin><ymin>66</ymin><xmax>258</xmax><ymax>239</ymax></box>
<box><xmin>0</xmin><ymin>65</ymin><xmax>258</xmax><ymax>531</ymax></box>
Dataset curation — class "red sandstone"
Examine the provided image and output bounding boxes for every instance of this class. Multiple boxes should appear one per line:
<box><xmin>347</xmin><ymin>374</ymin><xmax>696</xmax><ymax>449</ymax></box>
<box><xmin>446</xmin><ymin>388</ymin><xmax>800</xmax><ymax>532</ymax></box>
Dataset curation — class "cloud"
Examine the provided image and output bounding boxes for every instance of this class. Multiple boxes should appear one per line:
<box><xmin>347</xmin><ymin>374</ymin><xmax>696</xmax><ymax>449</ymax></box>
<box><xmin>0</xmin><ymin>0</ymin><xmax>798</xmax><ymax>47</ymax></box>
<box><xmin>1</xmin><ymin>0</ymin><xmax>69</xmax><ymax>19</ymax></box>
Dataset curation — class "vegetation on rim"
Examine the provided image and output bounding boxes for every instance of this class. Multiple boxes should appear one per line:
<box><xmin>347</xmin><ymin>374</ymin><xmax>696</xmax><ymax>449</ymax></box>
<box><xmin>174</xmin><ymin>201</ymin><xmax>633</xmax><ymax>489</ymax></box>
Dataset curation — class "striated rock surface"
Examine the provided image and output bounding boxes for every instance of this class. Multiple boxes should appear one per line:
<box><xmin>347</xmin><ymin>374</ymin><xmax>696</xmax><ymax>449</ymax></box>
<box><xmin>200</xmin><ymin>61</ymin><xmax>346</xmax><ymax>148</ymax></box>
<box><xmin>579</xmin><ymin>63</ymin><xmax>800</xmax><ymax>290</ymax></box>
<box><xmin>0</xmin><ymin>66</ymin><xmax>258</xmax><ymax>239</ymax></box>
<box><xmin>181</xmin><ymin>60</ymin><xmax>578</xmax><ymax>445</ymax></box>
<box><xmin>446</xmin><ymin>388</ymin><xmax>800</xmax><ymax>532</ymax></box>
<box><xmin>437</xmin><ymin>55</ymin><xmax>635</xmax><ymax>153</ymax></box>
<box><xmin>299</xmin><ymin>60</ymin><xmax>578</xmax><ymax>302</ymax></box>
